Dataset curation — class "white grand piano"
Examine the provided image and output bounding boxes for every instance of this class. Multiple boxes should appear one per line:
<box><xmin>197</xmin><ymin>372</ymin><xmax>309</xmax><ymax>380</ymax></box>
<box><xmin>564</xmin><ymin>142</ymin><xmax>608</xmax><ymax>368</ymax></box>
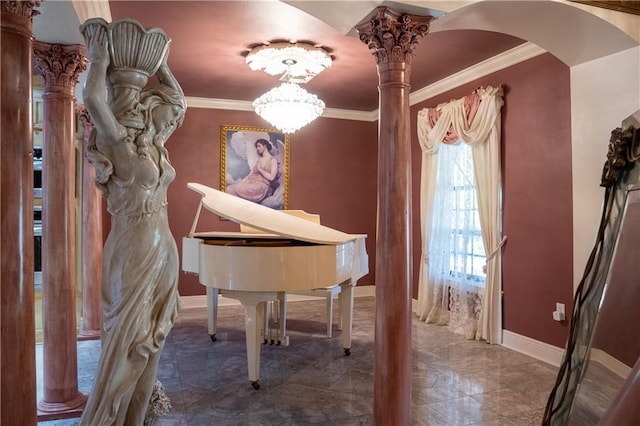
<box><xmin>181</xmin><ymin>183</ymin><xmax>369</xmax><ymax>389</ymax></box>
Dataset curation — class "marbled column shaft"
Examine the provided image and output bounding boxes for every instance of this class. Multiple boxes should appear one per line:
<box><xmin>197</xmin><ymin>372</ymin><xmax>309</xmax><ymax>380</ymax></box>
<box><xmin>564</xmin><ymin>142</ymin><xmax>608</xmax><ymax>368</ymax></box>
<box><xmin>76</xmin><ymin>105</ymin><xmax>103</xmax><ymax>341</ymax></box>
<box><xmin>0</xmin><ymin>2</ymin><xmax>41</xmax><ymax>425</ymax></box>
<box><xmin>357</xmin><ymin>7</ymin><xmax>432</xmax><ymax>426</ymax></box>
<box><xmin>33</xmin><ymin>41</ymin><xmax>88</xmax><ymax>419</ymax></box>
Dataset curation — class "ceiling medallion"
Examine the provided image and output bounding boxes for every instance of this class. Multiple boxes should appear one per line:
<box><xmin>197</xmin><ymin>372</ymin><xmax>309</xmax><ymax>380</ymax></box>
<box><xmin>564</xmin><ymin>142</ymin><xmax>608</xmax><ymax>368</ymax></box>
<box><xmin>246</xmin><ymin>42</ymin><xmax>332</xmax><ymax>83</ymax></box>
<box><xmin>247</xmin><ymin>42</ymin><xmax>332</xmax><ymax>134</ymax></box>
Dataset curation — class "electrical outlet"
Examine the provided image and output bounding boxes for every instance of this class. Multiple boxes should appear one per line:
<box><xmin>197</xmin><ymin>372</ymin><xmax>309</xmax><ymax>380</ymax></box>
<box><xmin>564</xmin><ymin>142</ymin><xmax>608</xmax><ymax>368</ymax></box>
<box><xmin>553</xmin><ymin>303</ymin><xmax>566</xmax><ymax>321</ymax></box>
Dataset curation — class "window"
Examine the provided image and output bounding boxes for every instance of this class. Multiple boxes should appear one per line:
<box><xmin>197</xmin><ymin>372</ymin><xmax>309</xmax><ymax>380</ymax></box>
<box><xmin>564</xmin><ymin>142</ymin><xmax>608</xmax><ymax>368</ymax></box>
<box><xmin>432</xmin><ymin>142</ymin><xmax>486</xmax><ymax>286</ymax></box>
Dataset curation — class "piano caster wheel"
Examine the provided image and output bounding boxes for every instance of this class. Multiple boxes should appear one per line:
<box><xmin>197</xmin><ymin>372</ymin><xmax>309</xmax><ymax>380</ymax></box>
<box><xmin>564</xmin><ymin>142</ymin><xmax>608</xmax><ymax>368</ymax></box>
<box><xmin>344</xmin><ymin>348</ymin><xmax>351</xmax><ymax>356</ymax></box>
<box><xmin>251</xmin><ymin>381</ymin><xmax>260</xmax><ymax>390</ymax></box>
<box><xmin>210</xmin><ymin>334</ymin><xmax>217</xmax><ymax>342</ymax></box>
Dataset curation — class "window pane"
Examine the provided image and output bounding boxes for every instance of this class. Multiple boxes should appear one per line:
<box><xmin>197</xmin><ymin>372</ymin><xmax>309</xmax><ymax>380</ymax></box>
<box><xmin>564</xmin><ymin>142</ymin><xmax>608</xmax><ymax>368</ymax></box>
<box><xmin>433</xmin><ymin>143</ymin><xmax>486</xmax><ymax>286</ymax></box>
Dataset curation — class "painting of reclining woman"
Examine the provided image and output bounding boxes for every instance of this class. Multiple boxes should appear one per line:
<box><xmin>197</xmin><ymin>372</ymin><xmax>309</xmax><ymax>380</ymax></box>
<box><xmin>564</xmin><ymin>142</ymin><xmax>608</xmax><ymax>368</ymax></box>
<box><xmin>221</xmin><ymin>125</ymin><xmax>289</xmax><ymax>210</ymax></box>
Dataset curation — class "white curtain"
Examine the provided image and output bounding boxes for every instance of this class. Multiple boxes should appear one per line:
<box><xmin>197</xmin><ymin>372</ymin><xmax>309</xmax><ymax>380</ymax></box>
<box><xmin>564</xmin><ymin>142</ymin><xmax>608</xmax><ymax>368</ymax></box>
<box><xmin>427</xmin><ymin>143</ymin><xmax>486</xmax><ymax>339</ymax></box>
<box><xmin>416</xmin><ymin>85</ymin><xmax>505</xmax><ymax>344</ymax></box>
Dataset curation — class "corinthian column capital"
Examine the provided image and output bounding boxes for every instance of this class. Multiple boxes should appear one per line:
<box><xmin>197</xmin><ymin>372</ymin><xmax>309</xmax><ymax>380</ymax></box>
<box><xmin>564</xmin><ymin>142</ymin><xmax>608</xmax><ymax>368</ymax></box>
<box><xmin>357</xmin><ymin>6</ymin><xmax>433</xmax><ymax>66</ymax></box>
<box><xmin>76</xmin><ymin>104</ymin><xmax>94</xmax><ymax>129</ymax></box>
<box><xmin>76</xmin><ymin>103</ymin><xmax>95</xmax><ymax>144</ymax></box>
<box><xmin>1</xmin><ymin>0</ymin><xmax>41</xmax><ymax>21</ymax></box>
<box><xmin>33</xmin><ymin>42</ymin><xmax>88</xmax><ymax>92</ymax></box>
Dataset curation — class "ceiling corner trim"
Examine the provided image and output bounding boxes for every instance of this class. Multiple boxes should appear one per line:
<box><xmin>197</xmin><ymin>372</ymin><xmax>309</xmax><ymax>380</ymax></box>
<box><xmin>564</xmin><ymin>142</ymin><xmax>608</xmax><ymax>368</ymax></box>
<box><xmin>186</xmin><ymin>97</ymin><xmax>378</xmax><ymax>122</ymax></box>
<box><xmin>72</xmin><ymin>0</ymin><xmax>111</xmax><ymax>23</ymax></box>
<box><xmin>410</xmin><ymin>42</ymin><xmax>547</xmax><ymax>106</ymax></box>
<box><xmin>186</xmin><ymin>97</ymin><xmax>254</xmax><ymax>111</ymax></box>
<box><xmin>322</xmin><ymin>107</ymin><xmax>378</xmax><ymax>122</ymax></box>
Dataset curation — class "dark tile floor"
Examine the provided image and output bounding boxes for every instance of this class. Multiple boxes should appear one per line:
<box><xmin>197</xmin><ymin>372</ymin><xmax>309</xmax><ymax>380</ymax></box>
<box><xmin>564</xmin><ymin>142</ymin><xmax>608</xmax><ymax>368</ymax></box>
<box><xmin>37</xmin><ymin>296</ymin><xmax>557</xmax><ymax>425</ymax></box>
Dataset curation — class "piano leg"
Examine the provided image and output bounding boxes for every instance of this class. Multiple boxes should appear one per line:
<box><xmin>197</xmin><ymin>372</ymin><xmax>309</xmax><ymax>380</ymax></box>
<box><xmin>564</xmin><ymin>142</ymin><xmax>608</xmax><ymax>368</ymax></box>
<box><xmin>245</xmin><ymin>301</ymin><xmax>265</xmax><ymax>389</ymax></box>
<box><xmin>337</xmin><ymin>289</ymin><xmax>343</xmax><ymax>332</ymax></box>
<box><xmin>339</xmin><ymin>280</ymin><xmax>354</xmax><ymax>356</ymax></box>
<box><xmin>264</xmin><ymin>301</ymin><xmax>270</xmax><ymax>344</ymax></box>
<box><xmin>206</xmin><ymin>287</ymin><xmax>219</xmax><ymax>341</ymax></box>
<box><xmin>326</xmin><ymin>289</ymin><xmax>334</xmax><ymax>338</ymax></box>
<box><xmin>221</xmin><ymin>290</ymin><xmax>280</xmax><ymax>389</ymax></box>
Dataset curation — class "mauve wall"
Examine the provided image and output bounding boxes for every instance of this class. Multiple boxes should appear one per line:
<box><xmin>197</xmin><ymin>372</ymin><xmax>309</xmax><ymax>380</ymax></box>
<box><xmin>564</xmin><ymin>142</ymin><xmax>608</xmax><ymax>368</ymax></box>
<box><xmin>166</xmin><ymin>109</ymin><xmax>378</xmax><ymax>296</ymax></box>
<box><xmin>163</xmin><ymin>52</ymin><xmax>574</xmax><ymax>347</ymax></box>
<box><xmin>409</xmin><ymin>53</ymin><xmax>574</xmax><ymax>347</ymax></box>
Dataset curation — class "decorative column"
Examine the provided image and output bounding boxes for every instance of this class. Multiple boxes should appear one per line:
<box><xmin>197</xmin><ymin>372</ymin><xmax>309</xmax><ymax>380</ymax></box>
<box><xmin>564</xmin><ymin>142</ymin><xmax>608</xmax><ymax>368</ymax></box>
<box><xmin>1</xmin><ymin>2</ymin><xmax>40</xmax><ymax>425</ymax></box>
<box><xmin>357</xmin><ymin>8</ymin><xmax>432</xmax><ymax>425</ymax></box>
<box><xmin>76</xmin><ymin>104</ymin><xmax>103</xmax><ymax>341</ymax></box>
<box><xmin>33</xmin><ymin>41</ymin><xmax>88</xmax><ymax>420</ymax></box>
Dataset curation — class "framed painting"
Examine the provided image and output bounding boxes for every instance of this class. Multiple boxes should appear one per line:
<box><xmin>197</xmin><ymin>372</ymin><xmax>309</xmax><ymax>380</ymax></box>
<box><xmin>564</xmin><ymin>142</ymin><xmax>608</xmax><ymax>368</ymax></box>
<box><xmin>220</xmin><ymin>125</ymin><xmax>290</xmax><ymax>210</ymax></box>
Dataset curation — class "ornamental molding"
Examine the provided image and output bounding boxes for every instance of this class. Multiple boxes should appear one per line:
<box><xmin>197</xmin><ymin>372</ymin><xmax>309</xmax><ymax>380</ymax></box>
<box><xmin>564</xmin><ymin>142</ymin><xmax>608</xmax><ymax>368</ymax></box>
<box><xmin>33</xmin><ymin>42</ymin><xmax>88</xmax><ymax>90</ymax></box>
<box><xmin>76</xmin><ymin>104</ymin><xmax>94</xmax><ymax>130</ymax></box>
<box><xmin>356</xmin><ymin>6</ymin><xmax>434</xmax><ymax>66</ymax></box>
<box><xmin>1</xmin><ymin>0</ymin><xmax>41</xmax><ymax>21</ymax></box>
<box><xmin>76</xmin><ymin>104</ymin><xmax>95</xmax><ymax>148</ymax></box>
<box><xmin>601</xmin><ymin>125</ymin><xmax>640</xmax><ymax>187</ymax></box>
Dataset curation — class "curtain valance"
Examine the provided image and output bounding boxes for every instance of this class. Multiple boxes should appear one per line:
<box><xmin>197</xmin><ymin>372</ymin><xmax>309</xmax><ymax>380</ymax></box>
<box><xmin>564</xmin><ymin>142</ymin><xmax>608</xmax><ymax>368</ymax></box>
<box><xmin>417</xmin><ymin>85</ymin><xmax>504</xmax><ymax>154</ymax></box>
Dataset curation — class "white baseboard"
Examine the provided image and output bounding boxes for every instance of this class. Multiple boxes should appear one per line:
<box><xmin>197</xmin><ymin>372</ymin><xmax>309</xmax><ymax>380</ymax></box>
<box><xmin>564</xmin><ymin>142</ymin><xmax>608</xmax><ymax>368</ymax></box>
<box><xmin>590</xmin><ymin>348</ymin><xmax>632</xmax><ymax>379</ymax></box>
<box><xmin>502</xmin><ymin>330</ymin><xmax>564</xmax><ymax>367</ymax></box>
<box><xmin>411</xmin><ymin>298</ymin><xmax>564</xmax><ymax>366</ymax></box>
<box><xmin>179</xmin><ymin>285</ymin><xmax>376</xmax><ymax>309</ymax></box>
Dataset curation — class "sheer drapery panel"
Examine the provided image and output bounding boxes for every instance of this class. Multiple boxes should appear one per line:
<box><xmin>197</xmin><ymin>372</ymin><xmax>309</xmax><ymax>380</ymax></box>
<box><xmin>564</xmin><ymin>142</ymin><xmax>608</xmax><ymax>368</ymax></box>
<box><xmin>416</xmin><ymin>85</ymin><xmax>505</xmax><ymax>344</ymax></box>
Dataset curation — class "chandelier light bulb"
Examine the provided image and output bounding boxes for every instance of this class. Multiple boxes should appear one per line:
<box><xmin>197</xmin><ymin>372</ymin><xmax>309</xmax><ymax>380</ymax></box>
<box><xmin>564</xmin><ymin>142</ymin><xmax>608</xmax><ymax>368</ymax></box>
<box><xmin>253</xmin><ymin>82</ymin><xmax>325</xmax><ymax>134</ymax></box>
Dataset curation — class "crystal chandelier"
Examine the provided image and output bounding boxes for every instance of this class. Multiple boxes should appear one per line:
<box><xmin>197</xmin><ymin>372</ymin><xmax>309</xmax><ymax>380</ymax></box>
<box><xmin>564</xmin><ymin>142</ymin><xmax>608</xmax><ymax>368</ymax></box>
<box><xmin>252</xmin><ymin>82</ymin><xmax>325</xmax><ymax>134</ymax></box>
<box><xmin>246</xmin><ymin>42</ymin><xmax>332</xmax><ymax>134</ymax></box>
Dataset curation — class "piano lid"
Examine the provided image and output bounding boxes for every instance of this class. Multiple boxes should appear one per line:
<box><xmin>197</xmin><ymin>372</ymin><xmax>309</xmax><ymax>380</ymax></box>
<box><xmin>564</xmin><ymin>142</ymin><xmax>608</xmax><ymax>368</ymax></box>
<box><xmin>187</xmin><ymin>183</ymin><xmax>358</xmax><ymax>245</ymax></box>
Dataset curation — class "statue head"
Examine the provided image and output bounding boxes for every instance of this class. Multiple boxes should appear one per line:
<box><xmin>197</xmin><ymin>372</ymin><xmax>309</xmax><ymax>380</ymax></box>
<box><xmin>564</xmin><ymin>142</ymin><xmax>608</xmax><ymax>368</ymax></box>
<box><xmin>107</xmin><ymin>69</ymin><xmax>149</xmax><ymax>130</ymax></box>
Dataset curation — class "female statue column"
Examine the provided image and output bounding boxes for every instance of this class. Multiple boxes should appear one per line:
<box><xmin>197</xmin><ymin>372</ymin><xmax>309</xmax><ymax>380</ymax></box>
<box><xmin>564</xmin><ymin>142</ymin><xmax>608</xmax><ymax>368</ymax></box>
<box><xmin>79</xmin><ymin>17</ymin><xmax>186</xmax><ymax>425</ymax></box>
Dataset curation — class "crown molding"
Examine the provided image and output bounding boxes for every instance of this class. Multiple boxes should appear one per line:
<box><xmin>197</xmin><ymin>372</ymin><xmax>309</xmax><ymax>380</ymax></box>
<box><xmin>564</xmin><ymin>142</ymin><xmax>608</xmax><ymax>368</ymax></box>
<box><xmin>322</xmin><ymin>107</ymin><xmax>378</xmax><ymax>122</ymax></box>
<box><xmin>185</xmin><ymin>97</ymin><xmax>378</xmax><ymax>122</ymax></box>
<box><xmin>409</xmin><ymin>42</ymin><xmax>546</xmax><ymax>106</ymax></box>
<box><xmin>186</xmin><ymin>97</ymin><xmax>254</xmax><ymax>111</ymax></box>
<box><xmin>185</xmin><ymin>42</ymin><xmax>546</xmax><ymax>122</ymax></box>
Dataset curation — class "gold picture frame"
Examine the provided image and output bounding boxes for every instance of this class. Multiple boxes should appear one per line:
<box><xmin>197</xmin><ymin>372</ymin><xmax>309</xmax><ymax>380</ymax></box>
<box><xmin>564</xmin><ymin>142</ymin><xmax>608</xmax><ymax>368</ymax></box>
<box><xmin>220</xmin><ymin>125</ymin><xmax>290</xmax><ymax>210</ymax></box>
<box><xmin>570</xmin><ymin>1</ymin><xmax>640</xmax><ymax>15</ymax></box>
